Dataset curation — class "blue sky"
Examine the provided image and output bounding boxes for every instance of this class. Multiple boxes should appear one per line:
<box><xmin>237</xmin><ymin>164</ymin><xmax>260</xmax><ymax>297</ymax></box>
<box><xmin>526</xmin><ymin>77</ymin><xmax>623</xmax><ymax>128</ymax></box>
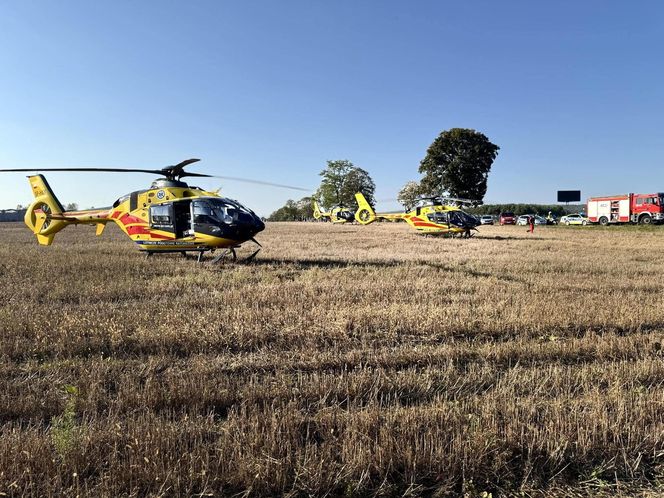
<box><xmin>1</xmin><ymin>1</ymin><xmax>662</xmax><ymax>215</ymax></box>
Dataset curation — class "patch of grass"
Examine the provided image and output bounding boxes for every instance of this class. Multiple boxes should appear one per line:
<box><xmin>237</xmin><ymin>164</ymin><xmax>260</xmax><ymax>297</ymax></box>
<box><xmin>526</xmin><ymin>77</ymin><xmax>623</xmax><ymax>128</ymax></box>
<box><xmin>50</xmin><ymin>385</ymin><xmax>80</xmax><ymax>458</ymax></box>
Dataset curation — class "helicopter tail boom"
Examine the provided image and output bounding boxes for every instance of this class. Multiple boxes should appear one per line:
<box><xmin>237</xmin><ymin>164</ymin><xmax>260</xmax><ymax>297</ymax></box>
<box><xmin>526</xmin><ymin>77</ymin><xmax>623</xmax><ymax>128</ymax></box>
<box><xmin>355</xmin><ymin>192</ymin><xmax>410</xmax><ymax>224</ymax></box>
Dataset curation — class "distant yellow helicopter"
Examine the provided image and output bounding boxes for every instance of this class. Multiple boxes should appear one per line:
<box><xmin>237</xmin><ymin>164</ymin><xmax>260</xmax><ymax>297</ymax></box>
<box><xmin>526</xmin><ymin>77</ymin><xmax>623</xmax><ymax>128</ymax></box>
<box><xmin>354</xmin><ymin>192</ymin><xmax>480</xmax><ymax>237</ymax></box>
<box><xmin>0</xmin><ymin>159</ymin><xmax>306</xmax><ymax>262</ymax></box>
<box><xmin>312</xmin><ymin>200</ymin><xmax>355</xmax><ymax>224</ymax></box>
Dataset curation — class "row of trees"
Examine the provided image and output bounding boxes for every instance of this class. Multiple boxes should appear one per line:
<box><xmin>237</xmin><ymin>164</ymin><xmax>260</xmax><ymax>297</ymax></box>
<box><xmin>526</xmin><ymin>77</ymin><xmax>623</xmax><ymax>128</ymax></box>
<box><xmin>267</xmin><ymin>197</ymin><xmax>314</xmax><ymax>222</ymax></box>
<box><xmin>467</xmin><ymin>204</ymin><xmax>584</xmax><ymax>217</ymax></box>
<box><xmin>268</xmin><ymin>128</ymin><xmax>501</xmax><ymax>220</ymax></box>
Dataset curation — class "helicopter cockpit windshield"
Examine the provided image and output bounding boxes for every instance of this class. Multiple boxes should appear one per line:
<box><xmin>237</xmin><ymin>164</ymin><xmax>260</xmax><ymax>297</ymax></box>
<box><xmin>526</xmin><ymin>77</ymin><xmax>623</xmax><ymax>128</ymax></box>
<box><xmin>192</xmin><ymin>198</ymin><xmax>257</xmax><ymax>225</ymax></box>
<box><xmin>448</xmin><ymin>210</ymin><xmax>479</xmax><ymax>227</ymax></box>
<box><xmin>426</xmin><ymin>210</ymin><xmax>478</xmax><ymax>227</ymax></box>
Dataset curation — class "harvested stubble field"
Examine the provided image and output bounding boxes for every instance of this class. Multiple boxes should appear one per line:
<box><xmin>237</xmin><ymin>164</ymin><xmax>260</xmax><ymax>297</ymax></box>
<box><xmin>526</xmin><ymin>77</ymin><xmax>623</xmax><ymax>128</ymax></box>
<box><xmin>1</xmin><ymin>220</ymin><xmax>663</xmax><ymax>497</ymax></box>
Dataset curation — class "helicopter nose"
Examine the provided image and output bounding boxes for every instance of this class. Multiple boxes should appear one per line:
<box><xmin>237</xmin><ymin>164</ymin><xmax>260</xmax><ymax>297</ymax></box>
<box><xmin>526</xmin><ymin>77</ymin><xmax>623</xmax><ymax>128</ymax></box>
<box><xmin>237</xmin><ymin>212</ymin><xmax>264</xmax><ymax>238</ymax></box>
<box><xmin>253</xmin><ymin>216</ymin><xmax>265</xmax><ymax>234</ymax></box>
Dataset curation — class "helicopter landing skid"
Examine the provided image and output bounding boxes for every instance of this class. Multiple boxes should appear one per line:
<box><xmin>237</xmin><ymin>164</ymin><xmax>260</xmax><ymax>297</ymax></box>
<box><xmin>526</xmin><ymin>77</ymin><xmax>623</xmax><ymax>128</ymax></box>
<box><xmin>207</xmin><ymin>238</ymin><xmax>262</xmax><ymax>264</ymax></box>
<box><xmin>209</xmin><ymin>247</ymin><xmax>236</xmax><ymax>264</ymax></box>
<box><xmin>451</xmin><ymin>229</ymin><xmax>476</xmax><ymax>239</ymax></box>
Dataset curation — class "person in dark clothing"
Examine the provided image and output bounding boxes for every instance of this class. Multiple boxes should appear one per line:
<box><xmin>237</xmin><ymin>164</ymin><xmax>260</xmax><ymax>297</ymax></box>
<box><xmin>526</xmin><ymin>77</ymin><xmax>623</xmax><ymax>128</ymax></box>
<box><xmin>528</xmin><ymin>215</ymin><xmax>535</xmax><ymax>233</ymax></box>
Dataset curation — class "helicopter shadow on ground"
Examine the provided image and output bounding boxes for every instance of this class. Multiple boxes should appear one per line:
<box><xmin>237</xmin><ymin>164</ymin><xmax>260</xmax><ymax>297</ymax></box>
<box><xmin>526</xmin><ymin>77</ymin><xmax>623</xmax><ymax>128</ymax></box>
<box><xmin>413</xmin><ymin>261</ymin><xmax>528</xmax><ymax>284</ymax></box>
<box><xmin>241</xmin><ymin>257</ymin><xmax>528</xmax><ymax>284</ymax></box>
<box><xmin>474</xmin><ymin>234</ymin><xmax>554</xmax><ymax>241</ymax></box>
<box><xmin>247</xmin><ymin>257</ymin><xmax>402</xmax><ymax>270</ymax></box>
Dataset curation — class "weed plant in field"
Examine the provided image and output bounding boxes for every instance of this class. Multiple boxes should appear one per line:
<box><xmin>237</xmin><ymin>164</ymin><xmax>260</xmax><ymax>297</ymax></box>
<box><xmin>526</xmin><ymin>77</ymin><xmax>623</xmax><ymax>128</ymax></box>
<box><xmin>0</xmin><ymin>221</ymin><xmax>663</xmax><ymax>496</ymax></box>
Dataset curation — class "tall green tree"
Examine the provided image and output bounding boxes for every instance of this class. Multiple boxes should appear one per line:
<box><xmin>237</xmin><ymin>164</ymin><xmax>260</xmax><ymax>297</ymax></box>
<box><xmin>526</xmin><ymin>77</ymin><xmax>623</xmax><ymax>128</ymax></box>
<box><xmin>397</xmin><ymin>180</ymin><xmax>422</xmax><ymax>211</ymax></box>
<box><xmin>268</xmin><ymin>199</ymin><xmax>299</xmax><ymax>221</ymax></box>
<box><xmin>296</xmin><ymin>196</ymin><xmax>314</xmax><ymax>219</ymax></box>
<box><xmin>419</xmin><ymin>128</ymin><xmax>499</xmax><ymax>204</ymax></box>
<box><xmin>316</xmin><ymin>160</ymin><xmax>376</xmax><ymax>209</ymax></box>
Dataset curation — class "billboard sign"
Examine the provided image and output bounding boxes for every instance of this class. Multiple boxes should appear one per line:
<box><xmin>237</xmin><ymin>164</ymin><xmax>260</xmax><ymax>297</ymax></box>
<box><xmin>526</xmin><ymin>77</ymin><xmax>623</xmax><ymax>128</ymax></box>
<box><xmin>557</xmin><ymin>190</ymin><xmax>581</xmax><ymax>203</ymax></box>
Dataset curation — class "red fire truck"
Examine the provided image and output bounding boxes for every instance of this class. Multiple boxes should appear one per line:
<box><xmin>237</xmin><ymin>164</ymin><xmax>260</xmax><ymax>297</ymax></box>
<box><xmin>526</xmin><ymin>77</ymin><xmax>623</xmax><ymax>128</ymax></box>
<box><xmin>587</xmin><ymin>193</ymin><xmax>664</xmax><ymax>225</ymax></box>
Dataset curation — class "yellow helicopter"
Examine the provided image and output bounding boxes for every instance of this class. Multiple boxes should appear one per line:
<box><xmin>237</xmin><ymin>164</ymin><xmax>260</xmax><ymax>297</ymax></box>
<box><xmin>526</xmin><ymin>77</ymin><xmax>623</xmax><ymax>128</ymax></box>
<box><xmin>0</xmin><ymin>159</ymin><xmax>306</xmax><ymax>262</ymax></box>
<box><xmin>312</xmin><ymin>200</ymin><xmax>355</xmax><ymax>223</ymax></box>
<box><xmin>354</xmin><ymin>192</ymin><xmax>480</xmax><ymax>237</ymax></box>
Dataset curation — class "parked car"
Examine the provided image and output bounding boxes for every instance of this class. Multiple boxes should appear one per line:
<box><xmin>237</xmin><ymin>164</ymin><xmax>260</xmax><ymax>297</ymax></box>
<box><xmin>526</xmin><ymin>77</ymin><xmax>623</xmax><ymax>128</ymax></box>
<box><xmin>480</xmin><ymin>215</ymin><xmax>494</xmax><ymax>225</ymax></box>
<box><xmin>560</xmin><ymin>213</ymin><xmax>588</xmax><ymax>225</ymax></box>
<box><xmin>516</xmin><ymin>215</ymin><xmax>547</xmax><ymax>226</ymax></box>
<box><xmin>499</xmin><ymin>212</ymin><xmax>516</xmax><ymax>225</ymax></box>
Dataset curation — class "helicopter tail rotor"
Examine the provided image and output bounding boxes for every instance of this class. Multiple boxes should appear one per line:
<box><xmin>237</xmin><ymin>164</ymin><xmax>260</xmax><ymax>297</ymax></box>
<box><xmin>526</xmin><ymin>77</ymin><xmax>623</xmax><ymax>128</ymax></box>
<box><xmin>24</xmin><ymin>175</ymin><xmax>68</xmax><ymax>245</ymax></box>
<box><xmin>354</xmin><ymin>192</ymin><xmax>377</xmax><ymax>224</ymax></box>
<box><xmin>312</xmin><ymin>200</ymin><xmax>323</xmax><ymax>220</ymax></box>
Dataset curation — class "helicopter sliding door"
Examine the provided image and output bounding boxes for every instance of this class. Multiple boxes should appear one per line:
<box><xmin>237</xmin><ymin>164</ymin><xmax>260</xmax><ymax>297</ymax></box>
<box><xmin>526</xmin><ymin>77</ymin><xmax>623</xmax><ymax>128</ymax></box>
<box><xmin>172</xmin><ymin>200</ymin><xmax>192</xmax><ymax>238</ymax></box>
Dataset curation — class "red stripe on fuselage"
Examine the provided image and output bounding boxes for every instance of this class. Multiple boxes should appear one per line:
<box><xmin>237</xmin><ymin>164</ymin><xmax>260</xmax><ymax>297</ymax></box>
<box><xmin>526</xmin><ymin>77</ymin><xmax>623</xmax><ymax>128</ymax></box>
<box><xmin>126</xmin><ymin>225</ymin><xmax>150</xmax><ymax>236</ymax></box>
<box><xmin>125</xmin><ymin>225</ymin><xmax>173</xmax><ymax>240</ymax></box>
<box><xmin>412</xmin><ymin>221</ymin><xmax>447</xmax><ymax>228</ymax></box>
<box><xmin>116</xmin><ymin>212</ymin><xmax>174</xmax><ymax>240</ymax></box>
<box><xmin>119</xmin><ymin>213</ymin><xmax>145</xmax><ymax>225</ymax></box>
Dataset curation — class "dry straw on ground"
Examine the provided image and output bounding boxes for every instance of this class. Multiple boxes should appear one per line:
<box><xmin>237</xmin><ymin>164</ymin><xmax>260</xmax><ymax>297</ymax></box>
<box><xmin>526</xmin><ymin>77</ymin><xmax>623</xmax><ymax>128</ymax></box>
<box><xmin>0</xmin><ymin>221</ymin><xmax>663</xmax><ymax>496</ymax></box>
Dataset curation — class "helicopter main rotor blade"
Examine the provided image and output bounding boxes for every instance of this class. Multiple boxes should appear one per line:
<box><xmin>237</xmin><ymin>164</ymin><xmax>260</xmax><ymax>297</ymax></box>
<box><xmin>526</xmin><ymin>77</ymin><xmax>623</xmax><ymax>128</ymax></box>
<box><xmin>0</xmin><ymin>159</ymin><xmax>204</xmax><ymax>178</ymax></box>
<box><xmin>0</xmin><ymin>167</ymin><xmax>165</xmax><ymax>174</ymax></box>
<box><xmin>165</xmin><ymin>158</ymin><xmax>202</xmax><ymax>178</ymax></box>
<box><xmin>210</xmin><ymin>175</ymin><xmax>310</xmax><ymax>192</ymax></box>
<box><xmin>178</xmin><ymin>171</ymin><xmax>215</xmax><ymax>178</ymax></box>
<box><xmin>0</xmin><ymin>159</ymin><xmax>311</xmax><ymax>191</ymax></box>
<box><xmin>171</xmin><ymin>158</ymin><xmax>200</xmax><ymax>169</ymax></box>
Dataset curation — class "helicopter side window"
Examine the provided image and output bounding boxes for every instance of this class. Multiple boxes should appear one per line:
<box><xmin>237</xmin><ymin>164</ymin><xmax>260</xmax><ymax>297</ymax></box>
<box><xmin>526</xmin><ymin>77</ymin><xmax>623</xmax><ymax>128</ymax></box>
<box><xmin>150</xmin><ymin>204</ymin><xmax>172</xmax><ymax>228</ymax></box>
<box><xmin>150</xmin><ymin>205</ymin><xmax>171</xmax><ymax>225</ymax></box>
<box><xmin>427</xmin><ymin>212</ymin><xmax>448</xmax><ymax>224</ymax></box>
